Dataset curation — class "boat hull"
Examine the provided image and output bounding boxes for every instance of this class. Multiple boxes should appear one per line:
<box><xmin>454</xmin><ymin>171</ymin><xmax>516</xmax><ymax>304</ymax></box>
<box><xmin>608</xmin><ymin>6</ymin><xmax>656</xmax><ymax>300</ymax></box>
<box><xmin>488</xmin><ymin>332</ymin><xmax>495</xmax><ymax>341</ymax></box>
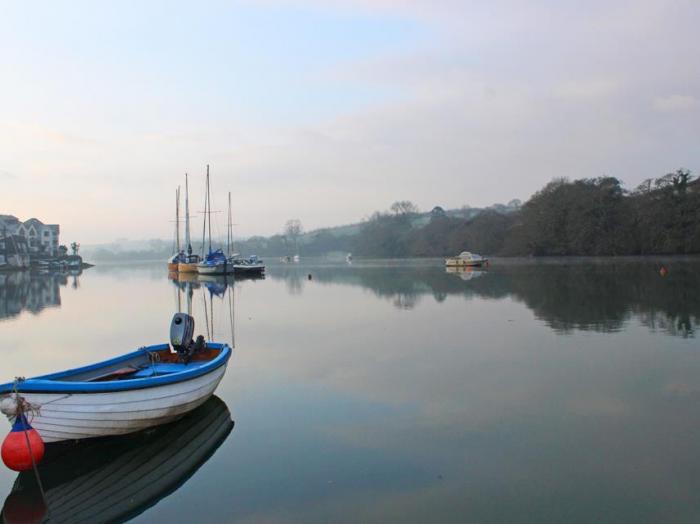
<box><xmin>15</xmin><ymin>365</ymin><xmax>227</xmax><ymax>443</ymax></box>
<box><xmin>197</xmin><ymin>263</ymin><xmax>232</xmax><ymax>275</ymax></box>
<box><xmin>167</xmin><ymin>262</ymin><xmax>179</xmax><ymax>271</ymax></box>
<box><xmin>232</xmin><ymin>264</ymin><xmax>265</xmax><ymax>275</ymax></box>
<box><xmin>445</xmin><ymin>260</ymin><xmax>486</xmax><ymax>267</ymax></box>
<box><xmin>4</xmin><ymin>396</ymin><xmax>233</xmax><ymax>524</ymax></box>
<box><xmin>178</xmin><ymin>262</ymin><xmax>199</xmax><ymax>273</ymax></box>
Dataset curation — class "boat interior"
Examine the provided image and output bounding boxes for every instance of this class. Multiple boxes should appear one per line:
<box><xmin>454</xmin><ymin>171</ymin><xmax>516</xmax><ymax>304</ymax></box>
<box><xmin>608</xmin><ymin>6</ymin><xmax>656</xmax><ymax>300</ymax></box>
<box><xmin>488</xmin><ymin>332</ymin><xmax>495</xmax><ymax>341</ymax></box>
<box><xmin>54</xmin><ymin>345</ymin><xmax>224</xmax><ymax>383</ymax></box>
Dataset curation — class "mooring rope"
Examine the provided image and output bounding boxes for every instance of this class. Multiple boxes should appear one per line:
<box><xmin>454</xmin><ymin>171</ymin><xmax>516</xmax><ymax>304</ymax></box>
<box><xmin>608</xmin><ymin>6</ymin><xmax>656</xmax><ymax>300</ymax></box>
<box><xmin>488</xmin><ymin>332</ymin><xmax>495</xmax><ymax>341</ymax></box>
<box><xmin>141</xmin><ymin>346</ymin><xmax>160</xmax><ymax>375</ymax></box>
<box><xmin>11</xmin><ymin>378</ymin><xmax>50</xmax><ymax>520</ymax></box>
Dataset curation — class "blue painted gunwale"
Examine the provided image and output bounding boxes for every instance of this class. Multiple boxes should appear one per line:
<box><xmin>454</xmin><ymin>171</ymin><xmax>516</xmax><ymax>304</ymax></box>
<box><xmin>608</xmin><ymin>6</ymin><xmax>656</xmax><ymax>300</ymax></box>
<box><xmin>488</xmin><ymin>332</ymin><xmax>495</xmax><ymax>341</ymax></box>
<box><xmin>0</xmin><ymin>343</ymin><xmax>231</xmax><ymax>394</ymax></box>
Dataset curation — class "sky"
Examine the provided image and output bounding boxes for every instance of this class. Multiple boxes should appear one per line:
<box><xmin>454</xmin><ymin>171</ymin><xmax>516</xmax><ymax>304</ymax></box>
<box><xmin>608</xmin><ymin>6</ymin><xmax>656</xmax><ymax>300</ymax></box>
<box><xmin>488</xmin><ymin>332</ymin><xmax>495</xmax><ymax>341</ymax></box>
<box><xmin>1</xmin><ymin>0</ymin><xmax>698</xmax><ymax>243</ymax></box>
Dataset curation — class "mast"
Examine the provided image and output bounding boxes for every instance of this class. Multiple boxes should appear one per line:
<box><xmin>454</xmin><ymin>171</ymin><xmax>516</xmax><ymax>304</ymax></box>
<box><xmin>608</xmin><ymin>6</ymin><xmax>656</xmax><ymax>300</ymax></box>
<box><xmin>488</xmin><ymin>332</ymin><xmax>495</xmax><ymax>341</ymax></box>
<box><xmin>207</xmin><ymin>164</ymin><xmax>212</xmax><ymax>253</ymax></box>
<box><xmin>229</xmin><ymin>281</ymin><xmax>235</xmax><ymax>348</ymax></box>
<box><xmin>175</xmin><ymin>186</ymin><xmax>181</xmax><ymax>255</ymax></box>
<box><xmin>201</xmin><ymin>168</ymin><xmax>208</xmax><ymax>257</ymax></box>
<box><xmin>185</xmin><ymin>173</ymin><xmax>192</xmax><ymax>257</ymax></box>
<box><xmin>227</xmin><ymin>192</ymin><xmax>232</xmax><ymax>256</ymax></box>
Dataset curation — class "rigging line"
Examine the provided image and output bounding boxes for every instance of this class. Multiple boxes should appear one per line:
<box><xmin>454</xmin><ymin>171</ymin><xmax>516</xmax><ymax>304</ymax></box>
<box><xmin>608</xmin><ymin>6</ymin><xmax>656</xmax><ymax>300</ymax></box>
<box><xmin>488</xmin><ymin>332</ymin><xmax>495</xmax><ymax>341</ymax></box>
<box><xmin>229</xmin><ymin>282</ymin><xmax>235</xmax><ymax>349</ymax></box>
<box><xmin>201</xmin><ymin>170</ymin><xmax>208</xmax><ymax>256</ymax></box>
<box><xmin>207</xmin><ymin>164</ymin><xmax>212</xmax><ymax>252</ymax></box>
<box><xmin>177</xmin><ymin>281</ymin><xmax>182</xmax><ymax>313</ymax></box>
<box><xmin>202</xmin><ymin>286</ymin><xmax>211</xmax><ymax>342</ymax></box>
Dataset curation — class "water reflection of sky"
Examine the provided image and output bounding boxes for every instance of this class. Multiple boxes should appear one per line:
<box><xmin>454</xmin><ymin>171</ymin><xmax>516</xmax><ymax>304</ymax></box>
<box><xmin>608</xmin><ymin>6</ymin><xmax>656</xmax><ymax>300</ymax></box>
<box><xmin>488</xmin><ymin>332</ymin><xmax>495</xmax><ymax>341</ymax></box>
<box><xmin>1</xmin><ymin>260</ymin><xmax>700</xmax><ymax>522</ymax></box>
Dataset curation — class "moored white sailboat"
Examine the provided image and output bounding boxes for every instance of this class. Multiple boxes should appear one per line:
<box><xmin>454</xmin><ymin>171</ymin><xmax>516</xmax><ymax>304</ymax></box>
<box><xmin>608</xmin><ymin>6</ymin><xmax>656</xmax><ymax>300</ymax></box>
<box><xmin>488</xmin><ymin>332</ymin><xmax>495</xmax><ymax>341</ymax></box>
<box><xmin>196</xmin><ymin>166</ymin><xmax>230</xmax><ymax>275</ymax></box>
<box><xmin>167</xmin><ymin>186</ymin><xmax>186</xmax><ymax>271</ymax></box>
<box><xmin>178</xmin><ymin>173</ymin><xmax>201</xmax><ymax>273</ymax></box>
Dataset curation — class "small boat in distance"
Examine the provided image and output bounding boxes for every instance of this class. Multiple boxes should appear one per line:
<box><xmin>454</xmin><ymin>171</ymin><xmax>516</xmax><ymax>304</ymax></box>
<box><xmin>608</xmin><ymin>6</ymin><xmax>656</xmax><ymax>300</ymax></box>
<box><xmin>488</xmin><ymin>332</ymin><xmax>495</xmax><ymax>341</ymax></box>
<box><xmin>0</xmin><ymin>314</ymin><xmax>231</xmax><ymax>443</ymax></box>
<box><xmin>231</xmin><ymin>254</ymin><xmax>265</xmax><ymax>276</ymax></box>
<box><xmin>445</xmin><ymin>251</ymin><xmax>488</xmax><ymax>268</ymax></box>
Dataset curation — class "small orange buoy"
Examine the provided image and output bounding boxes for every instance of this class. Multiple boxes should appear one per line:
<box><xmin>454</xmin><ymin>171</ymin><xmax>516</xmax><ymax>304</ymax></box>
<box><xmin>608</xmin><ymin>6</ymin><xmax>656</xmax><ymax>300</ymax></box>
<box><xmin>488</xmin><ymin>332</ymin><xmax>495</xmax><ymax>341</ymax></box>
<box><xmin>660</xmin><ymin>266</ymin><xmax>668</xmax><ymax>277</ymax></box>
<box><xmin>1</xmin><ymin>414</ymin><xmax>45</xmax><ymax>472</ymax></box>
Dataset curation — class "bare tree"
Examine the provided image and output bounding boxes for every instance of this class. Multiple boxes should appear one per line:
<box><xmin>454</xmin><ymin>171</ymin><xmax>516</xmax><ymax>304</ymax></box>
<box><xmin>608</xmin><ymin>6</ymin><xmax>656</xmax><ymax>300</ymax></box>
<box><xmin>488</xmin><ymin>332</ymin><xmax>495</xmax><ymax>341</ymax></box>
<box><xmin>390</xmin><ymin>200</ymin><xmax>419</xmax><ymax>216</ymax></box>
<box><xmin>284</xmin><ymin>219</ymin><xmax>303</xmax><ymax>253</ymax></box>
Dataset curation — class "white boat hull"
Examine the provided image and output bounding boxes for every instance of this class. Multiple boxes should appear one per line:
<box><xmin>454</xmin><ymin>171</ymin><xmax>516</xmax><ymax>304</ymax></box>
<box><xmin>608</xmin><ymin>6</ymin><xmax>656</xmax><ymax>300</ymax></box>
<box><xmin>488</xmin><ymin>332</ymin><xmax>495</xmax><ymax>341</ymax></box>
<box><xmin>17</xmin><ymin>365</ymin><xmax>227</xmax><ymax>443</ymax></box>
<box><xmin>197</xmin><ymin>263</ymin><xmax>232</xmax><ymax>275</ymax></box>
<box><xmin>445</xmin><ymin>259</ymin><xmax>486</xmax><ymax>267</ymax></box>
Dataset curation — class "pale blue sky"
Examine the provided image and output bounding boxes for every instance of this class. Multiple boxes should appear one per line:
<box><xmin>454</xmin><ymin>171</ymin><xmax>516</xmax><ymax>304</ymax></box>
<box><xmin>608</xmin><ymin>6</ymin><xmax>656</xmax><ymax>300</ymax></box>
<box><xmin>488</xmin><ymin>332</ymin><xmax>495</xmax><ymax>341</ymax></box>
<box><xmin>1</xmin><ymin>1</ymin><xmax>698</xmax><ymax>243</ymax></box>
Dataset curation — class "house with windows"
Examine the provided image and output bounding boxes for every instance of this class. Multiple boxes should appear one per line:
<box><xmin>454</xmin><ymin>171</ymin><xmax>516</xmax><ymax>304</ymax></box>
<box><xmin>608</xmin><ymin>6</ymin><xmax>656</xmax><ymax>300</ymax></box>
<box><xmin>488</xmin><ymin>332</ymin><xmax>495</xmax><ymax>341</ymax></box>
<box><xmin>0</xmin><ymin>215</ymin><xmax>60</xmax><ymax>258</ymax></box>
<box><xmin>0</xmin><ymin>234</ymin><xmax>30</xmax><ymax>269</ymax></box>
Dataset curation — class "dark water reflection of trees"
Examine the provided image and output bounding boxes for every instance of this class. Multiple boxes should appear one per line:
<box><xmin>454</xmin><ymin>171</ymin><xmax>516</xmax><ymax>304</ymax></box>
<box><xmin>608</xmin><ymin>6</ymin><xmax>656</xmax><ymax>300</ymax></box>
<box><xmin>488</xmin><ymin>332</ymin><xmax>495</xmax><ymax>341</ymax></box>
<box><xmin>268</xmin><ymin>259</ymin><xmax>700</xmax><ymax>337</ymax></box>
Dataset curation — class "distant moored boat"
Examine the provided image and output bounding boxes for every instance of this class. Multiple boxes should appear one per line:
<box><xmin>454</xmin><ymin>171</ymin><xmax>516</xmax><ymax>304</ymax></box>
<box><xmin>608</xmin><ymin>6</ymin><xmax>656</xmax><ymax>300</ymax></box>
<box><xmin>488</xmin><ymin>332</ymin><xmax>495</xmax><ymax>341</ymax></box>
<box><xmin>445</xmin><ymin>251</ymin><xmax>488</xmax><ymax>268</ymax></box>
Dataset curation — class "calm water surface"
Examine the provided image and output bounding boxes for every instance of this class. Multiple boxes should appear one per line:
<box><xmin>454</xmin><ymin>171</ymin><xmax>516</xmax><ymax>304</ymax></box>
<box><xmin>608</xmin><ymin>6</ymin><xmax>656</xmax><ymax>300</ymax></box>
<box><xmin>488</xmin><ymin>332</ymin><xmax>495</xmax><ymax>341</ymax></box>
<box><xmin>1</xmin><ymin>258</ymin><xmax>699</xmax><ymax>523</ymax></box>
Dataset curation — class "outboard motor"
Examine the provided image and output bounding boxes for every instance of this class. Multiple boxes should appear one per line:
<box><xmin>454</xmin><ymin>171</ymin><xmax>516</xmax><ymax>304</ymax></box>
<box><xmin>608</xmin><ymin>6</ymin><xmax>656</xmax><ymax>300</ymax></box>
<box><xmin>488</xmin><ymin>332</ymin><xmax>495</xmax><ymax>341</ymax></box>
<box><xmin>170</xmin><ymin>313</ymin><xmax>206</xmax><ymax>363</ymax></box>
<box><xmin>170</xmin><ymin>313</ymin><xmax>194</xmax><ymax>353</ymax></box>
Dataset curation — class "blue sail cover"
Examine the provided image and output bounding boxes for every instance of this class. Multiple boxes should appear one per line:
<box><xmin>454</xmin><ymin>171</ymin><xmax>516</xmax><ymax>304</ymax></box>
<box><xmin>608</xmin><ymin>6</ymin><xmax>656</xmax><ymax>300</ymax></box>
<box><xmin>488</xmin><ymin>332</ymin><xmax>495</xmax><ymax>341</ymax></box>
<box><xmin>202</xmin><ymin>249</ymin><xmax>227</xmax><ymax>266</ymax></box>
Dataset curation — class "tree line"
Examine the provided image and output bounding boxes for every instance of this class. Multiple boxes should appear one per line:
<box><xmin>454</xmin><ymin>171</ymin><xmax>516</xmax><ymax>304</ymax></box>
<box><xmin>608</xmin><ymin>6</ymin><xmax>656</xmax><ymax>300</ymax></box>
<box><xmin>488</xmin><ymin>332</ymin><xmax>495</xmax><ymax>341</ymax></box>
<box><xmin>278</xmin><ymin>168</ymin><xmax>700</xmax><ymax>258</ymax></box>
<box><xmin>88</xmin><ymin>169</ymin><xmax>700</xmax><ymax>260</ymax></box>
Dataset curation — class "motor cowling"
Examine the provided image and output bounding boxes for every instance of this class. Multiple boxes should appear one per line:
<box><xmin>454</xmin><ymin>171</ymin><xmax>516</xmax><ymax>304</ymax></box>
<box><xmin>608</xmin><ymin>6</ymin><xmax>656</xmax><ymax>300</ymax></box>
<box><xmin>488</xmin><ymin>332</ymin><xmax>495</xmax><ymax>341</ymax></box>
<box><xmin>170</xmin><ymin>313</ymin><xmax>195</xmax><ymax>353</ymax></box>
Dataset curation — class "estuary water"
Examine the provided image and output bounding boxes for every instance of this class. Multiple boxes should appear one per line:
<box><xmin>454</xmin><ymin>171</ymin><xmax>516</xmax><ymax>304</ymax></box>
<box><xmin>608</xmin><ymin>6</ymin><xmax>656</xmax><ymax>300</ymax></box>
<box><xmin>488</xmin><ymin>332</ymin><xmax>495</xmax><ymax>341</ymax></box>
<box><xmin>0</xmin><ymin>257</ymin><xmax>699</xmax><ymax>523</ymax></box>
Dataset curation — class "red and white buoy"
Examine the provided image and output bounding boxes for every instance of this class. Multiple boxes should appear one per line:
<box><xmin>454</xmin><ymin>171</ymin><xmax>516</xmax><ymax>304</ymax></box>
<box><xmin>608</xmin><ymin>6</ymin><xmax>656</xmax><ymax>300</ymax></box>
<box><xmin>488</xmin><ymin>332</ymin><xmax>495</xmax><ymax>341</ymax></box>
<box><xmin>1</xmin><ymin>413</ymin><xmax>45</xmax><ymax>472</ymax></box>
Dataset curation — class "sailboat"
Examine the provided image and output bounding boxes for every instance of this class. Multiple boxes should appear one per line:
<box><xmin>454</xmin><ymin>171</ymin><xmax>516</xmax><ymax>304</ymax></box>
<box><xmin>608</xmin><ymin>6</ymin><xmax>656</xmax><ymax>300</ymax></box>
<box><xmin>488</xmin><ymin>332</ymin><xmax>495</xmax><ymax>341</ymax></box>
<box><xmin>196</xmin><ymin>166</ymin><xmax>229</xmax><ymax>275</ymax></box>
<box><xmin>167</xmin><ymin>186</ymin><xmax>186</xmax><ymax>271</ymax></box>
<box><xmin>178</xmin><ymin>173</ymin><xmax>202</xmax><ymax>273</ymax></box>
<box><xmin>199</xmin><ymin>191</ymin><xmax>236</xmax><ymax>275</ymax></box>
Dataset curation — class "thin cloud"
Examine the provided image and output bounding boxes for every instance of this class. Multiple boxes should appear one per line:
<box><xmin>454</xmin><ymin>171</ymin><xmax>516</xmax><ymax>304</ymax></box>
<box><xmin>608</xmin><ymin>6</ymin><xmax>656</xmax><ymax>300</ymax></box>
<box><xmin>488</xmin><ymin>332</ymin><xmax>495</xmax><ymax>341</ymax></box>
<box><xmin>653</xmin><ymin>94</ymin><xmax>699</xmax><ymax>112</ymax></box>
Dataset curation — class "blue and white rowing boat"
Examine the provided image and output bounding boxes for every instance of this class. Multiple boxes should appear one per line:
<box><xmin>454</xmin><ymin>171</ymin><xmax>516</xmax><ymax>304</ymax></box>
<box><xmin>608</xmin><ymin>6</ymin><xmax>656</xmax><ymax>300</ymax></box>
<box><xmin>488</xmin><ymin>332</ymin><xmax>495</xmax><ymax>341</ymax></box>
<box><xmin>0</xmin><ymin>314</ymin><xmax>231</xmax><ymax>443</ymax></box>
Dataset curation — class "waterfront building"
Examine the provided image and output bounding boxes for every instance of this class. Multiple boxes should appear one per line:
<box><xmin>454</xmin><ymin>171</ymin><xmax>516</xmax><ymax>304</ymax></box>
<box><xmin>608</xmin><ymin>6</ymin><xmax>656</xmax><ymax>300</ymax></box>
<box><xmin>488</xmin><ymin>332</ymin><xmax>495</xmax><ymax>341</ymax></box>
<box><xmin>0</xmin><ymin>215</ymin><xmax>60</xmax><ymax>257</ymax></box>
<box><xmin>0</xmin><ymin>235</ymin><xmax>30</xmax><ymax>269</ymax></box>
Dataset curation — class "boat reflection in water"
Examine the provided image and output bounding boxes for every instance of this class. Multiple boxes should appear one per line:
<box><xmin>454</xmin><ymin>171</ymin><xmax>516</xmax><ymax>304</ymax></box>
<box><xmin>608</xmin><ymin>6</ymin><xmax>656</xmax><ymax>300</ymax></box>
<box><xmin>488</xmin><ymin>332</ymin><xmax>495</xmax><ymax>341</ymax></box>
<box><xmin>2</xmin><ymin>396</ymin><xmax>233</xmax><ymax>524</ymax></box>
<box><xmin>445</xmin><ymin>266</ymin><xmax>486</xmax><ymax>281</ymax></box>
<box><xmin>168</xmin><ymin>271</ymin><xmax>264</xmax><ymax>290</ymax></box>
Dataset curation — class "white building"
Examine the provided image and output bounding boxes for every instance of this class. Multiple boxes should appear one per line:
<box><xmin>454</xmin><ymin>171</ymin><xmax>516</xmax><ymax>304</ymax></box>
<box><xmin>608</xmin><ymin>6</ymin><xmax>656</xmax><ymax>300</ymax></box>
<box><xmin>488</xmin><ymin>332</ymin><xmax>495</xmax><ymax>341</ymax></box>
<box><xmin>0</xmin><ymin>215</ymin><xmax>60</xmax><ymax>257</ymax></box>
